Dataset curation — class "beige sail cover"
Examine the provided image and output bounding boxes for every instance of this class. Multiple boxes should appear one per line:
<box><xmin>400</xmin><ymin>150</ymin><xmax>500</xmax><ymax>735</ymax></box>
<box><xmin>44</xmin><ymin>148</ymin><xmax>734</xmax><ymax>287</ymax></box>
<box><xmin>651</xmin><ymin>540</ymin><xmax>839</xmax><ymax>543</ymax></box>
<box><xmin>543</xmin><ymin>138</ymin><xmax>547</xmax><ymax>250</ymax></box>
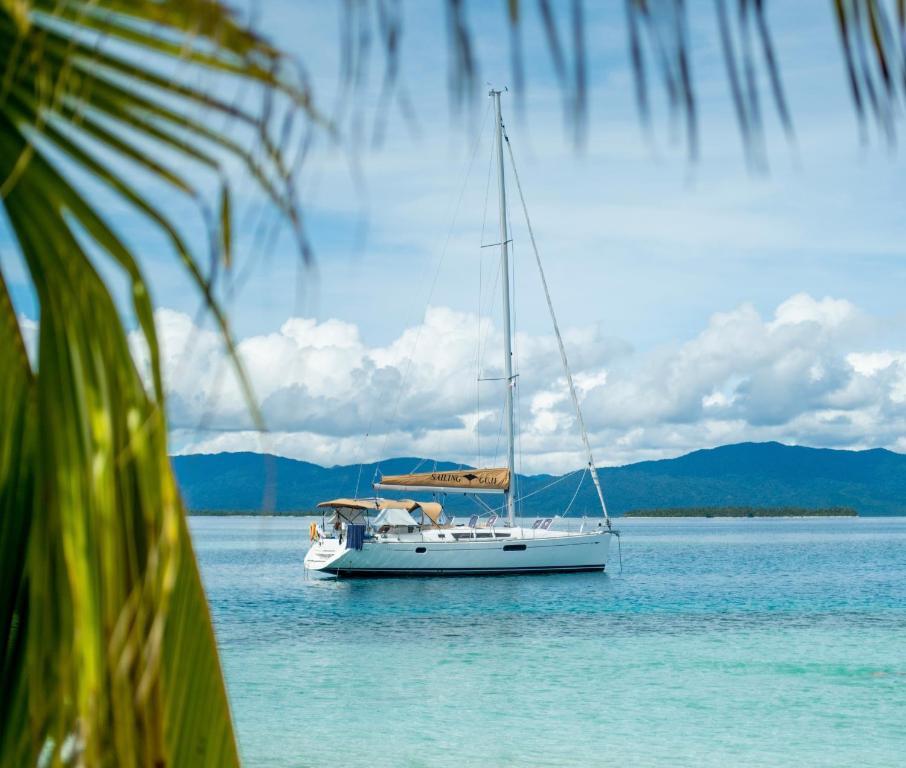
<box><xmin>377</xmin><ymin>468</ymin><xmax>510</xmax><ymax>492</ymax></box>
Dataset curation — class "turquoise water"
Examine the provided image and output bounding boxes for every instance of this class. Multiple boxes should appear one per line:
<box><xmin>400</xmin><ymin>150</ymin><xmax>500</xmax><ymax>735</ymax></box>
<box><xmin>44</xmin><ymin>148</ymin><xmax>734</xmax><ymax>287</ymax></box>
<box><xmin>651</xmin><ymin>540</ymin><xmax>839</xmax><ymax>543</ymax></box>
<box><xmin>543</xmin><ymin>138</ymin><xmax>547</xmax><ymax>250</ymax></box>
<box><xmin>191</xmin><ymin>517</ymin><xmax>906</xmax><ymax>767</ymax></box>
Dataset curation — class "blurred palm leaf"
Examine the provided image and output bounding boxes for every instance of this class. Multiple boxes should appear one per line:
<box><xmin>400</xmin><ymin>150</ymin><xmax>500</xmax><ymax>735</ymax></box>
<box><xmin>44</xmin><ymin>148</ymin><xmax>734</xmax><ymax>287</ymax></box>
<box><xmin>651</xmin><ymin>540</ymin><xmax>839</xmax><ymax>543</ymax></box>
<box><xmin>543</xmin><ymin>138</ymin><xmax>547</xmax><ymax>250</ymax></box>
<box><xmin>0</xmin><ymin>1</ymin><xmax>317</xmax><ymax>765</ymax></box>
<box><xmin>345</xmin><ymin>1</ymin><xmax>904</xmax><ymax>155</ymax></box>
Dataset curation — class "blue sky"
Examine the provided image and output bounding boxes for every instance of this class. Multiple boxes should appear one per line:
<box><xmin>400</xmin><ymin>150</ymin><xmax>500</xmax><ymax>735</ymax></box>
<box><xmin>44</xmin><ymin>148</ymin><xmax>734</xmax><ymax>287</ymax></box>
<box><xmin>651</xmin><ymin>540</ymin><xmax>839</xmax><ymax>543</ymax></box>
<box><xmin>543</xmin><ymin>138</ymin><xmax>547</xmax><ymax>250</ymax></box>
<box><xmin>4</xmin><ymin>2</ymin><xmax>906</xmax><ymax>471</ymax></box>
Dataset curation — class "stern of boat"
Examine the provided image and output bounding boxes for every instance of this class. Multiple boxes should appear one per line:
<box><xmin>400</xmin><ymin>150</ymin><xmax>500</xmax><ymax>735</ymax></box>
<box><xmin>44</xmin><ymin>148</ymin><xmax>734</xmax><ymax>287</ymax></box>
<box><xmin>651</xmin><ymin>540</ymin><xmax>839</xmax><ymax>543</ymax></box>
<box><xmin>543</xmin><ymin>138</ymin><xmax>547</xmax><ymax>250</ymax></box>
<box><xmin>304</xmin><ymin>537</ymin><xmax>347</xmax><ymax>572</ymax></box>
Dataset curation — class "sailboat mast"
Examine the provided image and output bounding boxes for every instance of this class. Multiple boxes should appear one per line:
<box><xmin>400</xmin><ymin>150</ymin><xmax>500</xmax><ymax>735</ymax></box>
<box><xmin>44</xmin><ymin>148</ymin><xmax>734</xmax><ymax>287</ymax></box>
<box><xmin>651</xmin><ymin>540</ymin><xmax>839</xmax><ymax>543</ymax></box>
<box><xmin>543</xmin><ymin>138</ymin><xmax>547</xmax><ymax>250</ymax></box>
<box><xmin>492</xmin><ymin>89</ymin><xmax>517</xmax><ymax>527</ymax></box>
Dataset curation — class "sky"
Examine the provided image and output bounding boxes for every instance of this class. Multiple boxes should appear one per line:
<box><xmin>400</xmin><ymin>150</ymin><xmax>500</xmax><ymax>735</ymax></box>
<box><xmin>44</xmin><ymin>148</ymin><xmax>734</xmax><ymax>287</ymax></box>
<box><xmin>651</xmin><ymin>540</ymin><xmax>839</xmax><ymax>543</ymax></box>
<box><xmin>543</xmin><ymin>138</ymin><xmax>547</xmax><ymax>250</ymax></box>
<box><xmin>4</xmin><ymin>1</ymin><xmax>906</xmax><ymax>473</ymax></box>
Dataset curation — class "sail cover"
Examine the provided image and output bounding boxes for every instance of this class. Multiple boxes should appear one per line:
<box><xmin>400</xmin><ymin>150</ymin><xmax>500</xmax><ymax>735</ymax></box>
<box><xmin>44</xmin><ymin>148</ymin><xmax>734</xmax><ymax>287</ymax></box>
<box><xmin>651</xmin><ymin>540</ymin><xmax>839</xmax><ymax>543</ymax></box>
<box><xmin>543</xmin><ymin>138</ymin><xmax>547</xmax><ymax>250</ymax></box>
<box><xmin>375</xmin><ymin>468</ymin><xmax>509</xmax><ymax>494</ymax></box>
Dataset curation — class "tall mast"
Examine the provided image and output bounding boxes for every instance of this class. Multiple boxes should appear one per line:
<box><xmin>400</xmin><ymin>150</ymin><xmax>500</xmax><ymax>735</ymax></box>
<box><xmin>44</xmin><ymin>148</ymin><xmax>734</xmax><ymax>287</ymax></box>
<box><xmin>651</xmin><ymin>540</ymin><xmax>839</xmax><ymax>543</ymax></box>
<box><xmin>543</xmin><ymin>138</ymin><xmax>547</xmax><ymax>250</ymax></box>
<box><xmin>492</xmin><ymin>89</ymin><xmax>517</xmax><ymax>527</ymax></box>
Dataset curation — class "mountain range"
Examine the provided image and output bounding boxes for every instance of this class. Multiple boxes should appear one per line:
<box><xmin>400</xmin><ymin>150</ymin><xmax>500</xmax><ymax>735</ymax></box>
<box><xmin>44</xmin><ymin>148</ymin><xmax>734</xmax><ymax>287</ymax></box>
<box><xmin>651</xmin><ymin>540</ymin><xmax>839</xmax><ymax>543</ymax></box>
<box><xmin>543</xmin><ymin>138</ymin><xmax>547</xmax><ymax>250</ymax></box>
<box><xmin>172</xmin><ymin>441</ymin><xmax>906</xmax><ymax>516</ymax></box>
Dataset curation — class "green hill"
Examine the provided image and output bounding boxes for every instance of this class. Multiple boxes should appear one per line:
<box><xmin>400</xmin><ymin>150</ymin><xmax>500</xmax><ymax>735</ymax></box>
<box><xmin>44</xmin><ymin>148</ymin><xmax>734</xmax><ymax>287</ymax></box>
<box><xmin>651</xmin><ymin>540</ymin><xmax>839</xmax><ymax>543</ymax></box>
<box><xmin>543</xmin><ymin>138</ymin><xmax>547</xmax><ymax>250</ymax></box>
<box><xmin>172</xmin><ymin>441</ymin><xmax>906</xmax><ymax>517</ymax></box>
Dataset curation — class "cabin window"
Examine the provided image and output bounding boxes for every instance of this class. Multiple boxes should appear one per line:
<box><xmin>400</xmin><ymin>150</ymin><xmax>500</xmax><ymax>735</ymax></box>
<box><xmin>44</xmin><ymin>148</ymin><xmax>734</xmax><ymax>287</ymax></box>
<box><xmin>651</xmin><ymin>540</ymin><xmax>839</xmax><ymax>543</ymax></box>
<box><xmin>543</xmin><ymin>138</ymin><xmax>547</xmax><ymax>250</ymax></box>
<box><xmin>415</xmin><ymin>547</ymin><xmax>427</xmax><ymax>554</ymax></box>
<box><xmin>503</xmin><ymin>544</ymin><xmax>526</xmax><ymax>552</ymax></box>
<box><xmin>475</xmin><ymin>532</ymin><xmax>492</xmax><ymax>538</ymax></box>
<box><xmin>437</xmin><ymin>533</ymin><xmax>446</xmax><ymax>538</ymax></box>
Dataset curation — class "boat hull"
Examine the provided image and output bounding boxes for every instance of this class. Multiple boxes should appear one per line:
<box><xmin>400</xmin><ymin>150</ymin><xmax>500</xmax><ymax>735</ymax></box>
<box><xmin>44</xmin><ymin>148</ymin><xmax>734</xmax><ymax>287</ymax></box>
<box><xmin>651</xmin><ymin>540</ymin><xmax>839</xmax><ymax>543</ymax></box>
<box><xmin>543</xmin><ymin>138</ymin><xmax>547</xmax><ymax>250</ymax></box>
<box><xmin>305</xmin><ymin>529</ymin><xmax>612</xmax><ymax>578</ymax></box>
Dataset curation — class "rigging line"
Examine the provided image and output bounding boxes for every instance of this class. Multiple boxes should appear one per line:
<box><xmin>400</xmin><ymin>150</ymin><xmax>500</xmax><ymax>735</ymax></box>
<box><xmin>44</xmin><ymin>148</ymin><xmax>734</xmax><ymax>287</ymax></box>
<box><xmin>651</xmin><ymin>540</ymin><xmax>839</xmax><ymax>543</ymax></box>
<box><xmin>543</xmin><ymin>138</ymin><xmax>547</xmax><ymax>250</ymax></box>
<box><xmin>513</xmin><ymin>466</ymin><xmax>585</xmax><ymax>505</ymax></box>
<box><xmin>357</xmin><ymin>413</ymin><xmax>384</xmax><ymax>495</ymax></box>
<box><xmin>478</xmin><ymin>251</ymin><xmax>503</xmax><ymax>379</ymax></box>
<box><xmin>503</xmin><ymin>128</ymin><xmax>612</xmax><ymax>528</ymax></box>
<box><xmin>476</xmin><ymin>281</ymin><xmax>483</xmax><ymax>458</ymax></box>
<box><xmin>353</xmin><ymin>433</ymin><xmax>370</xmax><ymax>499</ymax></box>
<box><xmin>491</xmin><ymin>397</ymin><xmax>506</xmax><ymax>469</ymax></box>
<box><xmin>476</xmin><ymin>133</ymin><xmax>501</xmax><ymax>385</ymax></box>
<box><xmin>563</xmin><ymin>464</ymin><xmax>588</xmax><ymax>517</ymax></box>
<box><xmin>506</xmin><ymin>169</ymin><xmax>522</xmax><ymax>512</ymax></box>
<box><xmin>478</xmin><ymin>467</ymin><xmax>579</xmax><ymax>517</ymax></box>
<box><xmin>478</xmin><ymin>109</ymin><xmax>508</xmax><ymax>248</ymax></box>
<box><xmin>478</xmin><ymin>125</ymin><xmax>496</xmax><ymax>256</ymax></box>
<box><xmin>477</xmin><ymin>247</ymin><xmax>503</xmax><ymax>467</ymax></box>
<box><xmin>375</xmin><ymin>99</ymin><xmax>492</xmax><ymax>474</ymax></box>
<box><xmin>352</xmin><ymin>348</ymin><xmax>381</xmax><ymax>494</ymax></box>
<box><xmin>478</xmin><ymin>136</ymin><xmax>504</xmax><ymax>376</ymax></box>
<box><xmin>511</xmin><ymin>253</ymin><xmax>526</xmax><ymax>512</ymax></box>
<box><xmin>476</xmin><ymin>352</ymin><xmax>481</xmax><ymax>468</ymax></box>
<box><xmin>477</xmin><ymin>121</ymin><xmax>494</xmax><ymax>469</ymax></box>
<box><xmin>409</xmin><ymin>457</ymin><xmax>429</xmax><ymax>474</ymax></box>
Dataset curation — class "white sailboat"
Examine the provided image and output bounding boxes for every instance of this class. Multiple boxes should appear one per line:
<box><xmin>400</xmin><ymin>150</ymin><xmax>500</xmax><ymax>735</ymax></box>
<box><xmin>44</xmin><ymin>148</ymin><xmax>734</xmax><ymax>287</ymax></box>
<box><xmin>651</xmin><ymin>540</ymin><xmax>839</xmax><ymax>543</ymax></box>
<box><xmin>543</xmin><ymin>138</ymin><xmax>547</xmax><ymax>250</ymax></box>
<box><xmin>305</xmin><ymin>90</ymin><xmax>618</xmax><ymax>577</ymax></box>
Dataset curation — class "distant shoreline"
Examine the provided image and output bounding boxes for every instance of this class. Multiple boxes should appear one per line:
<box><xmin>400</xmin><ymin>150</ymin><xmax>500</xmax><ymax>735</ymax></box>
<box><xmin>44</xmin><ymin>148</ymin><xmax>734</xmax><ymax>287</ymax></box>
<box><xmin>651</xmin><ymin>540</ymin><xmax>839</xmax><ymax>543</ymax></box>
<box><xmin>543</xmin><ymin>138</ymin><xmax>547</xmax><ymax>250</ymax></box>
<box><xmin>188</xmin><ymin>506</ymin><xmax>859</xmax><ymax>519</ymax></box>
<box><xmin>189</xmin><ymin>509</ymin><xmax>316</xmax><ymax>517</ymax></box>
<box><xmin>623</xmin><ymin>506</ymin><xmax>858</xmax><ymax>518</ymax></box>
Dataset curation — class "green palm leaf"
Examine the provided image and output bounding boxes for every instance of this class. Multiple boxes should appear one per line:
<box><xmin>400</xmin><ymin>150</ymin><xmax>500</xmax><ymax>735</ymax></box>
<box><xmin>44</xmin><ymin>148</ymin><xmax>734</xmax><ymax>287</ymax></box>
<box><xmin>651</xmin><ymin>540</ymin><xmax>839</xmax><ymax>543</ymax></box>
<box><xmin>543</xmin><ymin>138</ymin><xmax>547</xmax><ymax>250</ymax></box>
<box><xmin>0</xmin><ymin>2</ymin><xmax>318</xmax><ymax>764</ymax></box>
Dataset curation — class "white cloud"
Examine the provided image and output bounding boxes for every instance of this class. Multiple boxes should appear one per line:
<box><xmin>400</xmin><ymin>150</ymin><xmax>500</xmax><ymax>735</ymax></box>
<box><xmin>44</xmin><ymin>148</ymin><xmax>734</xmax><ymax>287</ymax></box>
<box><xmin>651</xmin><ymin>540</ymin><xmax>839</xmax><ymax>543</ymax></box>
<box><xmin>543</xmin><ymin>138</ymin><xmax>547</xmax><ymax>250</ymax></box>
<box><xmin>148</xmin><ymin>293</ymin><xmax>906</xmax><ymax>473</ymax></box>
<box><xmin>770</xmin><ymin>293</ymin><xmax>857</xmax><ymax>330</ymax></box>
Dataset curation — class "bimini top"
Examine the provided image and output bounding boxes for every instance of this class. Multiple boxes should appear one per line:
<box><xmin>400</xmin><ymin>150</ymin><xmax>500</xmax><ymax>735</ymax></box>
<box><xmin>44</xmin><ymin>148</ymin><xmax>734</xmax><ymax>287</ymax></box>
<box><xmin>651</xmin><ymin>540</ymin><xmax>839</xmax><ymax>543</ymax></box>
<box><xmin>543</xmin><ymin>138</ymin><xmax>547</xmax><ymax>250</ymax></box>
<box><xmin>317</xmin><ymin>498</ymin><xmax>443</xmax><ymax>525</ymax></box>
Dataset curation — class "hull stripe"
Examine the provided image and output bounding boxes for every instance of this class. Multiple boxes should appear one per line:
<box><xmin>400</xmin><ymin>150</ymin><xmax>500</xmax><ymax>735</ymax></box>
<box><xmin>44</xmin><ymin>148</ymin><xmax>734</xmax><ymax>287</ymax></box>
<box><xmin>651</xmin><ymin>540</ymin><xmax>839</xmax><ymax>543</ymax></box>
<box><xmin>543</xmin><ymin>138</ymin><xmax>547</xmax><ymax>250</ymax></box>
<box><xmin>322</xmin><ymin>564</ymin><xmax>606</xmax><ymax>578</ymax></box>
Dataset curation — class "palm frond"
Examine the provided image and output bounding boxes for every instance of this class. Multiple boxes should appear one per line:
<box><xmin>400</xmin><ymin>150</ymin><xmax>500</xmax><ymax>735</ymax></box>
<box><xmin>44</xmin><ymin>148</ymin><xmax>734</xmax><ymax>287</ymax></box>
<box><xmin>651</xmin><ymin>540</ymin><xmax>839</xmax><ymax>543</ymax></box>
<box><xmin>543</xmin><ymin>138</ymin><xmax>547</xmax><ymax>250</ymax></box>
<box><xmin>339</xmin><ymin>1</ymin><xmax>902</xmax><ymax>156</ymax></box>
<box><xmin>0</xmin><ymin>270</ymin><xmax>35</xmax><ymax>768</ymax></box>
<box><xmin>0</xmin><ymin>1</ymin><xmax>322</xmax><ymax>764</ymax></box>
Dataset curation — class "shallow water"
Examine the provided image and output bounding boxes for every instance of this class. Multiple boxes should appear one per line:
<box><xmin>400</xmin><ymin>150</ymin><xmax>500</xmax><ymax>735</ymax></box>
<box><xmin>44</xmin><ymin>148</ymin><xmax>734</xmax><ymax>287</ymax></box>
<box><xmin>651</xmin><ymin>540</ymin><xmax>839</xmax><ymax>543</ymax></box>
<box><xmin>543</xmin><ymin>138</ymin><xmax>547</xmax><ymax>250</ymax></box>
<box><xmin>191</xmin><ymin>516</ymin><xmax>906</xmax><ymax>767</ymax></box>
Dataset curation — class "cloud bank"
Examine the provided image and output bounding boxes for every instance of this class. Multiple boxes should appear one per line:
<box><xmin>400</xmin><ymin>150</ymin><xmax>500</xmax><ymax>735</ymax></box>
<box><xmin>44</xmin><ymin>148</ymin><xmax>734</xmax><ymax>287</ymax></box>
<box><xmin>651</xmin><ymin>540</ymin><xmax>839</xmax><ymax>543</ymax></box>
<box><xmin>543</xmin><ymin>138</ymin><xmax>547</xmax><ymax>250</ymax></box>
<box><xmin>140</xmin><ymin>293</ymin><xmax>906</xmax><ymax>473</ymax></box>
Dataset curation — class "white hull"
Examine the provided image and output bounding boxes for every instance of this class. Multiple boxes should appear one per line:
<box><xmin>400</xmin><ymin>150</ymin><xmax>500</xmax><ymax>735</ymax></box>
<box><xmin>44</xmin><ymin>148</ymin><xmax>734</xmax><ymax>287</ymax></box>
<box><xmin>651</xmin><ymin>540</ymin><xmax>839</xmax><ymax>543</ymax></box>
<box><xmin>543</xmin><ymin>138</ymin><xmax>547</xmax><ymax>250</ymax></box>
<box><xmin>304</xmin><ymin>526</ymin><xmax>612</xmax><ymax>577</ymax></box>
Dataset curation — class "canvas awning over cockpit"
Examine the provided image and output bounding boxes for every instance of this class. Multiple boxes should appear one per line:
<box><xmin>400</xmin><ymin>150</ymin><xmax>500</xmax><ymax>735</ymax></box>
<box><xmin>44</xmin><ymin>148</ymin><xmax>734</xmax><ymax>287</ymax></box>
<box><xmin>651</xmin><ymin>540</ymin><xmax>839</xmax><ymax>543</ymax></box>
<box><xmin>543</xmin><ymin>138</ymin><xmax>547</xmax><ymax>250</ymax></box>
<box><xmin>317</xmin><ymin>498</ymin><xmax>384</xmax><ymax>512</ymax></box>
<box><xmin>374</xmin><ymin>468</ymin><xmax>509</xmax><ymax>494</ymax></box>
<box><xmin>412</xmin><ymin>502</ymin><xmax>443</xmax><ymax>524</ymax></box>
<box><xmin>316</xmin><ymin>498</ymin><xmax>444</xmax><ymax>525</ymax></box>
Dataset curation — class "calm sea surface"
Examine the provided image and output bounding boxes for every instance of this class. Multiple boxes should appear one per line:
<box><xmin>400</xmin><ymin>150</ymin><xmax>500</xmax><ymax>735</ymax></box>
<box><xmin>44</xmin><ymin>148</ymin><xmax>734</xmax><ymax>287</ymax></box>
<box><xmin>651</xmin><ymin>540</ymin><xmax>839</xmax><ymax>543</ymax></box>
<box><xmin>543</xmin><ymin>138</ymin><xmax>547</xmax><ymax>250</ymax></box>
<box><xmin>190</xmin><ymin>516</ymin><xmax>906</xmax><ymax>768</ymax></box>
